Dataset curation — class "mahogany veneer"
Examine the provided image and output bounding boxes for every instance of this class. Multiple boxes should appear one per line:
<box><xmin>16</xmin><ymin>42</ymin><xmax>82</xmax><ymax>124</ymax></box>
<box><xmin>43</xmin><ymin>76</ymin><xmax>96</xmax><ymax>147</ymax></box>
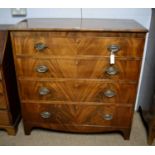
<box><xmin>10</xmin><ymin>18</ymin><xmax>147</xmax><ymax>139</ymax></box>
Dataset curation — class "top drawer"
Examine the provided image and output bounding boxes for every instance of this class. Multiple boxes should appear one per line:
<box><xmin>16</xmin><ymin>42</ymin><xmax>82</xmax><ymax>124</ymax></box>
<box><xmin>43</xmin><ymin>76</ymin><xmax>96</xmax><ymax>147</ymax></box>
<box><xmin>11</xmin><ymin>32</ymin><xmax>145</xmax><ymax>57</ymax></box>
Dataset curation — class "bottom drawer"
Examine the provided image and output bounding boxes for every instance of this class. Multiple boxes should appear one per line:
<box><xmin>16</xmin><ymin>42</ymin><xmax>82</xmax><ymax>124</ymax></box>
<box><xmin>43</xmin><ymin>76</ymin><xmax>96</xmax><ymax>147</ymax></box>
<box><xmin>0</xmin><ymin>110</ymin><xmax>11</xmax><ymax>125</ymax></box>
<box><xmin>22</xmin><ymin>102</ymin><xmax>133</xmax><ymax>128</ymax></box>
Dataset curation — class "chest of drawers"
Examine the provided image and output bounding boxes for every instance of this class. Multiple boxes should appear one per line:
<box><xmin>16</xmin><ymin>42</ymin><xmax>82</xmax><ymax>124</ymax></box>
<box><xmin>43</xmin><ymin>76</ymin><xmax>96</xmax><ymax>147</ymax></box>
<box><xmin>10</xmin><ymin>18</ymin><xmax>147</xmax><ymax>139</ymax></box>
<box><xmin>0</xmin><ymin>31</ymin><xmax>20</xmax><ymax>135</ymax></box>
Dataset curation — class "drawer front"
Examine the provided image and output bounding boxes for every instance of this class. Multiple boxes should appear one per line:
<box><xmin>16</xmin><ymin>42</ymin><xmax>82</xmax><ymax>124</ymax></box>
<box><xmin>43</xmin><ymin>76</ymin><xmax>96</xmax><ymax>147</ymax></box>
<box><xmin>19</xmin><ymin>80</ymin><xmax>137</xmax><ymax>103</ymax></box>
<box><xmin>0</xmin><ymin>110</ymin><xmax>10</xmax><ymax>125</ymax></box>
<box><xmin>0</xmin><ymin>81</ymin><xmax>4</xmax><ymax>94</ymax></box>
<box><xmin>16</xmin><ymin>58</ymin><xmax>141</xmax><ymax>81</ymax></box>
<box><xmin>0</xmin><ymin>95</ymin><xmax>7</xmax><ymax>109</ymax></box>
<box><xmin>22</xmin><ymin>102</ymin><xmax>132</xmax><ymax>127</ymax></box>
<box><xmin>12</xmin><ymin>32</ymin><xmax>144</xmax><ymax>57</ymax></box>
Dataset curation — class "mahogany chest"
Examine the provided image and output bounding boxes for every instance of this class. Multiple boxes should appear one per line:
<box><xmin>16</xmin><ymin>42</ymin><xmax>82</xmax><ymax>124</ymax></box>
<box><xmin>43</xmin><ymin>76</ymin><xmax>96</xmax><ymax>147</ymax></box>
<box><xmin>10</xmin><ymin>18</ymin><xmax>147</xmax><ymax>139</ymax></box>
<box><xmin>0</xmin><ymin>31</ymin><xmax>20</xmax><ymax>135</ymax></box>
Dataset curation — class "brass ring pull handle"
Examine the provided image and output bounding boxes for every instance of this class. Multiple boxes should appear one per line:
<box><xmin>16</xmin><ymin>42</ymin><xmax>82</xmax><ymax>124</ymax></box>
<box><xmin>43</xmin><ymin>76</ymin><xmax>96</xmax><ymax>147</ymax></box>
<box><xmin>39</xmin><ymin>87</ymin><xmax>50</xmax><ymax>96</ymax></box>
<box><xmin>34</xmin><ymin>43</ymin><xmax>47</xmax><ymax>51</ymax></box>
<box><xmin>40</xmin><ymin>111</ymin><xmax>51</xmax><ymax>119</ymax></box>
<box><xmin>103</xmin><ymin>114</ymin><xmax>113</xmax><ymax>121</ymax></box>
<box><xmin>104</xmin><ymin>89</ymin><xmax>116</xmax><ymax>98</ymax></box>
<box><xmin>105</xmin><ymin>66</ymin><xmax>118</xmax><ymax>75</ymax></box>
<box><xmin>36</xmin><ymin>65</ymin><xmax>48</xmax><ymax>73</ymax></box>
<box><xmin>107</xmin><ymin>44</ymin><xmax>120</xmax><ymax>53</ymax></box>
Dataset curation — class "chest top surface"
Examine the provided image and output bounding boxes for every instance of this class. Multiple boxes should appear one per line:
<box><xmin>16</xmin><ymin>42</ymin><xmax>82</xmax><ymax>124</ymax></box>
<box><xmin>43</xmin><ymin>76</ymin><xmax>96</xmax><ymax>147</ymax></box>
<box><xmin>0</xmin><ymin>18</ymin><xmax>148</xmax><ymax>32</ymax></box>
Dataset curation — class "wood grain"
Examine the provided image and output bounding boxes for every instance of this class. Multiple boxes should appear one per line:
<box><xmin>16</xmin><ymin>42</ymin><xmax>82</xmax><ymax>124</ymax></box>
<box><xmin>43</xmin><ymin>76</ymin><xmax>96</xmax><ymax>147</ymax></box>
<box><xmin>10</xmin><ymin>19</ymin><xmax>146</xmax><ymax>137</ymax></box>
<box><xmin>23</xmin><ymin>120</ymin><xmax>131</xmax><ymax>140</ymax></box>
<box><xmin>2</xmin><ymin>31</ymin><xmax>21</xmax><ymax>123</ymax></box>
<box><xmin>19</xmin><ymin>80</ymin><xmax>137</xmax><ymax>104</ymax></box>
<box><xmin>0</xmin><ymin>31</ymin><xmax>20</xmax><ymax>135</ymax></box>
<box><xmin>22</xmin><ymin>102</ymin><xmax>133</xmax><ymax>128</ymax></box>
<box><xmin>15</xmin><ymin>57</ymin><xmax>141</xmax><ymax>81</ymax></box>
<box><xmin>11</xmin><ymin>32</ymin><xmax>145</xmax><ymax>57</ymax></box>
<box><xmin>0</xmin><ymin>110</ymin><xmax>10</xmax><ymax>125</ymax></box>
<box><xmin>9</xmin><ymin>18</ymin><xmax>147</xmax><ymax>32</ymax></box>
<box><xmin>0</xmin><ymin>95</ymin><xmax>7</xmax><ymax>109</ymax></box>
<box><xmin>0</xmin><ymin>81</ymin><xmax>4</xmax><ymax>94</ymax></box>
<box><xmin>0</xmin><ymin>71</ymin><xmax>2</xmax><ymax>80</ymax></box>
<box><xmin>0</xmin><ymin>31</ymin><xmax>8</xmax><ymax>64</ymax></box>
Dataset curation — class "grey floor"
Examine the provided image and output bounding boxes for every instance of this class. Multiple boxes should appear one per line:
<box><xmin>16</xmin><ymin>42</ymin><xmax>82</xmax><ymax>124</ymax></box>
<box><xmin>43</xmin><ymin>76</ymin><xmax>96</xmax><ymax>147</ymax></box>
<box><xmin>0</xmin><ymin>112</ymin><xmax>154</xmax><ymax>146</ymax></box>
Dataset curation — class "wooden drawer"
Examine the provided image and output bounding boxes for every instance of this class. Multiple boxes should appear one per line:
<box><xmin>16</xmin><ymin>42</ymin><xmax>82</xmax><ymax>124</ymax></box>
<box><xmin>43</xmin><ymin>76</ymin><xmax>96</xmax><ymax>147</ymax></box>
<box><xmin>16</xmin><ymin>57</ymin><xmax>141</xmax><ymax>81</ymax></box>
<box><xmin>0</xmin><ymin>81</ymin><xmax>4</xmax><ymax>94</ymax></box>
<box><xmin>22</xmin><ymin>102</ymin><xmax>133</xmax><ymax>127</ymax></box>
<box><xmin>19</xmin><ymin>80</ymin><xmax>137</xmax><ymax>103</ymax></box>
<box><xmin>12</xmin><ymin>32</ymin><xmax>144</xmax><ymax>57</ymax></box>
<box><xmin>0</xmin><ymin>110</ymin><xmax>10</xmax><ymax>125</ymax></box>
<box><xmin>0</xmin><ymin>95</ymin><xmax>7</xmax><ymax>109</ymax></box>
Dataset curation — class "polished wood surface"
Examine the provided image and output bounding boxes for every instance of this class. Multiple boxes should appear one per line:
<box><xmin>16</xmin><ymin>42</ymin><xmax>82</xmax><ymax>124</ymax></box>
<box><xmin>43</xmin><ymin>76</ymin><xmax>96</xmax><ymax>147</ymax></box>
<box><xmin>23</xmin><ymin>120</ymin><xmax>131</xmax><ymax>139</ymax></box>
<box><xmin>15</xmin><ymin>57</ymin><xmax>141</xmax><ymax>81</ymax></box>
<box><xmin>19</xmin><ymin>80</ymin><xmax>137</xmax><ymax>104</ymax></box>
<box><xmin>0</xmin><ymin>31</ymin><xmax>7</xmax><ymax>64</ymax></box>
<box><xmin>0</xmin><ymin>71</ymin><xmax>2</xmax><ymax>80</ymax></box>
<box><xmin>22</xmin><ymin>102</ymin><xmax>132</xmax><ymax>127</ymax></box>
<box><xmin>0</xmin><ymin>81</ymin><xmax>4</xmax><ymax>94</ymax></box>
<box><xmin>10</xmin><ymin>18</ymin><xmax>146</xmax><ymax>138</ymax></box>
<box><xmin>0</xmin><ymin>111</ymin><xmax>10</xmax><ymax>125</ymax></box>
<box><xmin>0</xmin><ymin>95</ymin><xmax>7</xmax><ymax>109</ymax></box>
<box><xmin>0</xmin><ymin>31</ymin><xmax>20</xmax><ymax>135</ymax></box>
<box><xmin>22</xmin><ymin>102</ymin><xmax>133</xmax><ymax>139</ymax></box>
<box><xmin>11</xmin><ymin>31</ymin><xmax>145</xmax><ymax>57</ymax></box>
<box><xmin>9</xmin><ymin>18</ymin><xmax>147</xmax><ymax>32</ymax></box>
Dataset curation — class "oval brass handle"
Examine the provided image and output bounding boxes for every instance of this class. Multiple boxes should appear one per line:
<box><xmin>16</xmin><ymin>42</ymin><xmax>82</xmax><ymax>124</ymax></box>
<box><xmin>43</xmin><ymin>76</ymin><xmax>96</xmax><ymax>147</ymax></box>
<box><xmin>34</xmin><ymin>43</ymin><xmax>47</xmax><ymax>51</ymax></box>
<box><xmin>107</xmin><ymin>45</ymin><xmax>120</xmax><ymax>53</ymax></box>
<box><xmin>103</xmin><ymin>114</ymin><xmax>113</xmax><ymax>121</ymax></box>
<box><xmin>105</xmin><ymin>66</ymin><xmax>118</xmax><ymax>75</ymax></box>
<box><xmin>104</xmin><ymin>89</ymin><xmax>116</xmax><ymax>98</ymax></box>
<box><xmin>40</xmin><ymin>111</ymin><xmax>51</xmax><ymax>119</ymax></box>
<box><xmin>39</xmin><ymin>87</ymin><xmax>50</xmax><ymax>96</ymax></box>
<box><xmin>36</xmin><ymin>65</ymin><xmax>48</xmax><ymax>73</ymax></box>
